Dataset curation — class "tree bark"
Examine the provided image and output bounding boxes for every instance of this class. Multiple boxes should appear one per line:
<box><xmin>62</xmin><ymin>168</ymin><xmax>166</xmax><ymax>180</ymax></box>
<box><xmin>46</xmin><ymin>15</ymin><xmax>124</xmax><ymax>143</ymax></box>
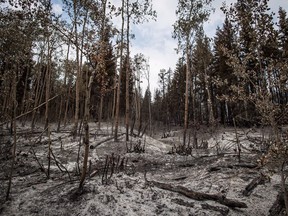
<box><xmin>63</xmin><ymin>27</ymin><xmax>72</xmax><ymax>127</ymax></box>
<box><xmin>79</xmin><ymin>66</ymin><xmax>95</xmax><ymax>189</ymax></box>
<box><xmin>149</xmin><ymin>180</ymin><xmax>247</xmax><ymax>208</ymax></box>
<box><xmin>269</xmin><ymin>191</ymin><xmax>288</xmax><ymax>216</ymax></box>
<box><xmin>125</xmin><ymin>0</ymin><xmax>130</xmax><ymax>142</ymax></box>
<box><xmin>72</xmin><ymin>0</ymin><xmax>80</xmax><ymax>137</ymax></box>
<box><xmin>242</xmin><ymin>173</ymin><xmax>267</xmax><ymax>196</ymax></box>
<box><xmin>47</xmin><ymin>125</ymin><xmax>52</xmax><ymax>179</ymax></box>
<box><xmin>204</xmin><ymin>69</ymin><xmax>214</xmax><ymax>126</ymax></box>
<box><xmin>183</xmin><ymin>39</ymin><xmax>190</xmax><ymax>147</ymax></box>
<box><xmin>31</xmin><ymin>52</ymin><xmax>45</xmax><ymax>130</ymax></box>
<box><xmin>201</xmin><ymin>203</ymin><xmax>229</xmax><ymax>215</ymax></box>
<box><xmin>6</xmin><ymin>73</ymin><xmax>17</xmax><ymax>200</ymax></box>
<box><xmin>111</xmin><ymin>76</ymin><xmax>117</xmax><ymax>134</ymax></box>
<box><xmin>114</xmin><ymin>0</ymin><xmax>125</xmax><ymax>141</ymax></box>
<box><xmin>98</xmin><ymin>95</ymin><xmax>104</xmax><ymax>130</ymax></box>
<box><xmin>44</xmin><ymin>62</ymin><xmax>51</xmax><ymax>130</ymax></box>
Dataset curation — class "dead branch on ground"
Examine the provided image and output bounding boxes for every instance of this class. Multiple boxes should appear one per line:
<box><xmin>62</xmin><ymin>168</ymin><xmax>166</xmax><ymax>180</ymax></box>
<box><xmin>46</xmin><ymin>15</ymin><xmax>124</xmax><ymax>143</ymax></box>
<box><xmin>49</xmin><ymin>147</ymin><xmax>71</xmax><ymax>181</ymax></box>
<box><xmin>242</xmin><ymin>173</ymin><xmax>269</xmax><ymax>196</ymax></box>
<box><xmin>269</xmin><ymin>191</ymin><xmax>288</xmax><ymax>216</ymax></box>
<box><xmin>201</xmin><ymin>203</ymin><xmax>229</xmax><ymax>215</ymax></box>
<box><xmin>148</xmin><ymin>180</ymin><xmax>247</xmax><ymax>208</ymax></box>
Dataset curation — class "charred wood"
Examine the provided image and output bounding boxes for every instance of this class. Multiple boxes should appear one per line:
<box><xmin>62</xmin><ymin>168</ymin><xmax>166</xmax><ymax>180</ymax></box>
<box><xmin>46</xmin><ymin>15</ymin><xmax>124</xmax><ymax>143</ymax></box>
<box><xmin>242</xmin><ymin>173</ymin><xmax>268</xmax><ymax>196</ymax></box>
<box><xmin>268</xmin><ymin>191</ymin><xmax>287</xmax><ymax>216</ymax></box>
<box><xmin>149</xmin><ymin>180</ymin><xmax>248</xmax><ymax>208</ymax></box>
<box><xmin>201</xmin><ymin>203</ymin><xmax>229</xmax><ymax>216</ymax></box>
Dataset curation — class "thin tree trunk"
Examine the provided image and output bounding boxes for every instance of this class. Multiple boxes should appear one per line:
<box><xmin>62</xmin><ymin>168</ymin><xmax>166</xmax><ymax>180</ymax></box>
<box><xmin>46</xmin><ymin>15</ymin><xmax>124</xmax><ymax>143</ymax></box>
<box><xmin>72</xmin><ymin>0</ymin><xmax>81</xmax><ymax>137</ymax></box>
<box><xmin>136</xmin><ymin>75</ymin><xmax>141</xmax><ymax>136</ymax></box>
<box><xmin>111</xmin><ymin>76</ymin><xmax>117</xmax><ymax>134</ymax></box>
<box><xmin>64</xmin><ymin>79</ymin><xmax>71</xmax><ymax>127</ymax></box>
<box><xmin>63</xmin><ymin>31</ymin><xmax>72</xmax><ymax>127</ymax></box>
<box><xmin>57</xmin><ymin>96</ymin><xmax>63</xmax><ymax>132</ymax></box>
<box><xmin>73</xmin><ymin>3</ymin><xmax>88</xmax><ymax>137</ymax></box>
<box><xmin>98</xmin><ymin>95</ymin><xmax>103</xmax><ymax>130</ymax></box>
<box><xmin>79</xmin><ymin>66</ymin><xmax>95</xmax><ymax>189</ymax></box>
<box><xmin>45</xmin><ymin>32</ymin><xmax>52</xmax><ymax>178</ymax></box>
<box><xmin>147</xmin><ymin>65</ymin><xmax>152</xmax><ymax>136</ymax></box>
<box><xmin>125</xmin><ymin>0</ymin><xmax>130</xmax><ymax>142</ymax></box>
<box><xmin>233</xmin><ymin>118</ymin><xmax>241</xmax><ymax>163</ymax></box>
<box><xmin>57</xmin><ymin>38</ymin><xmax>72</xmax><ymax>131</ymax></box>
<box><xmin>6</xmin><ymin>73</ymin><xmax>17</xmax><ymax>200</ymax></box>
<box><xmin>191</xmin><ymin>72</ymin><xmax>196</xmax><ymax>124</ymax></box>
<box><xmin>98</xmin><ymin>0</ymin><xmax>107</xmax><ymax>131</ymax></box>
<box><xmin>183</xmin><ymin>39</ymin><xmax>190</xmax><ymax>147</ymax></box>
<box><xmin>114</xmin><ymin>0</ymin><xmax>125</xmax><ymax>141</ymax></box>
<box><xmin>47</xmin><ymin>125</ymin><xmax>52</xmax><ymax>178</ymax></box>
<box><xmin>204</xmin><ymin>69</ymin><xmax>214</xmax><ymax>126</ymax></box>
<box><xmin>44</xmin><ymin>42</ymin><xmax>51</xmax><ymax>130</ymax></box>
<box><xmin>20</xmin><ymin>66</ymin><xmax>29</xmax><ymax>125</ymax></box>
<box><xmin>31</xmin><ymin>53</ymin><xmax>45</xmax><ymax>130</ymax></box>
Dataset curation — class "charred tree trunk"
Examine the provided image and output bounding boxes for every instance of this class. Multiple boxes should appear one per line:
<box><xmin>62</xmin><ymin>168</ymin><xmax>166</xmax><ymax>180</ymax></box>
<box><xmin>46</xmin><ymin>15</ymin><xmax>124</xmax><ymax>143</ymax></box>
<box><xmin>149</xmin><ymin>180</ymin><xmax>247</xmax><ymax>208</ymax></box>
<box><xmin>79</xmin><ymin>67</ymin><xmax>95</xmax><ymax>189</ymax></box>
<box><xmin>31</xmin><ymin>54</ymin><xmax>45</xmax><ymax>130</ymax></box>
<box><xmin>6</xmin><ymin>73</ymin><xmax>17</xmax><ymax>200</ymax></box>
<box><xmin>269</xmin><ymin>191</ymin><xmax>288</xmax><ymax>216</ymax></box>
<box><xmin>72</xmin><ymin>0</ymin><xmax>87</xmax><ymax>137</ymax></box>
<box><xmin>125</xmin><ymin>1</ymin><xmax>130</xmax><ymax>142</ymax></box>
<box><xmin>183</xmin><ymin>39</ymin><xmax>190</xmax><ymax>147</ymax></box>
<box><xmin>98</xmin><ymin>95</ymin><xmax>104</xmax><ymax>130</ymax></box>
<box><xmin>114</xmin><ymin>0</ymin><xmax>125</xmax><ymax>141</ymax></box>
<box><xmin>242</xmin><ymin>173</ymin><xmax>267</xmax><ymax>196</ymax></box>
<box><xmin>72</xmin><ymin>0</ymin><xmax>80</xmax><ymax>138</ymax></box>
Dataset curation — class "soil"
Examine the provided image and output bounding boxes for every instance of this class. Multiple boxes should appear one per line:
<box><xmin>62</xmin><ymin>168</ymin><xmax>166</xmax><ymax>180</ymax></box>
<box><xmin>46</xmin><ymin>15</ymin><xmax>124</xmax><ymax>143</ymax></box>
<box><xmin>0</xmin><ymin>122</ymin><xmax>286</xmax><ymax>215</ymax></box>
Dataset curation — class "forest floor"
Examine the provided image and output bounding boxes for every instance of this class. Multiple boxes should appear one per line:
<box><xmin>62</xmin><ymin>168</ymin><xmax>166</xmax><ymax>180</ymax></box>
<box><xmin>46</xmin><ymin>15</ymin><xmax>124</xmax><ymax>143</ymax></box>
<box><xmin>0</xmin><ymin>122</ymin><xmax>287</xmax><ymax>215</ymax></box>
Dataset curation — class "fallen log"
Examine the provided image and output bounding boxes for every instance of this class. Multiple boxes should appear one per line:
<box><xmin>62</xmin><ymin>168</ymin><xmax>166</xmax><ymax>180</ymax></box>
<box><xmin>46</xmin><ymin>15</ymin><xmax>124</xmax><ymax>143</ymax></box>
<box><xmin>90</xmin><ymin>133</ymin><xmax>125</xmax><ymax>149</ymax></box>
<box><xmin>209</xmin><ymin>163</ymin><xmax>257</xmax><ymax>172</ymax></box>
<box><xmin>172</xmin><ymin>176</ymin><xmax>188</xmax><ymax>181</ymax></box>
<box><xmin>268</xmin><ymin>191</ymin><xmax>287</xmax><ymax>216</ymax></box>
<box><xmin>171</xmin><ymin>198</ymin><xmax>194</xmax><ymax>208</ymax></box>
<box><xmin>201</xmin><ymin>203</ymin><xmax>229</xmax><ymax>216</ymax></box>
<box><xmin>242</xmin><ymin>173</ymin><xmax>267</xmax><ymax>196</ymax></box>
<box><xmin>208</xmin><ymin>166</ymin><xmax>222</xmax><ymax>172</ymax></box>
<box><xmin>233</xmin><ymin>163</ymin><xmax>258</xmax><ymax>169</ymax></box>
<box><xmin>149</xmin><ymin>180</ymin><xmax>247</xmax><ymax>208</ymax></box>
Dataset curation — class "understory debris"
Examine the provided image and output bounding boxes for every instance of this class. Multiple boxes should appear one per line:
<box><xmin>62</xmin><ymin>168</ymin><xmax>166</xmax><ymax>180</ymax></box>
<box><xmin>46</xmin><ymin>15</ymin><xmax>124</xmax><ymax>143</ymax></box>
<box><xmin>148</xmin><ymin>180</ymin><xmax>248</xmax><ymax>208</ymax></box>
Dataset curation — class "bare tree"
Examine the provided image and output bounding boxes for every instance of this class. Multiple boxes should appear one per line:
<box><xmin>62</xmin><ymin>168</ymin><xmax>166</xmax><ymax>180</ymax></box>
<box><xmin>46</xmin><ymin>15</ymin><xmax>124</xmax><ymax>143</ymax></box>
<box><xmin>114</xmin><ymin>0</ymin><xmax>125</xmax><ymax>141</ymax></box>
<box><xmin>6</xmin><ymin>73</ymin><xmax>17</xmax><ymax>200</ymax></box>
<box><xmin>125</xmin><ymin>0</ymin><xmax>131</xmax><ymax>141</ymax></box>
<box><xmin>173</xmin><ymin>0</ymin><xmax>213</xmax><ymax>147</ymax></box>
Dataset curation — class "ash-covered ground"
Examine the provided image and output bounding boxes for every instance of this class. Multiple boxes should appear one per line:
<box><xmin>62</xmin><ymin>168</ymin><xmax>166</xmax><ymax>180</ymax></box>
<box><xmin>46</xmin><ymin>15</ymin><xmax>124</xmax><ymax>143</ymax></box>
<box><xmin>0</xmin><ymin>122</ymin><xmax>286</xmax><ymax>215</ymax></box>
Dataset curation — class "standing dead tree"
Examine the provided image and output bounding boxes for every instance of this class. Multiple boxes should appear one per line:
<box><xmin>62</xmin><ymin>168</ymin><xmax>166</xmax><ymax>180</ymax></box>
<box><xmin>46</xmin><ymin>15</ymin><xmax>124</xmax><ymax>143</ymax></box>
<box><xmin>173</xmin><ymin>0</ymin><xmax>213</xmax><ymax>148</ymax></box>
<box><xmin>78</xmin><ymin>66</ymin><xmax>94</xmax><ymax>189</ymax></box>
<box><xmin>5</xmin><ymin>73</ymin><xmax>17</xmax><ymax>201</ymax></box>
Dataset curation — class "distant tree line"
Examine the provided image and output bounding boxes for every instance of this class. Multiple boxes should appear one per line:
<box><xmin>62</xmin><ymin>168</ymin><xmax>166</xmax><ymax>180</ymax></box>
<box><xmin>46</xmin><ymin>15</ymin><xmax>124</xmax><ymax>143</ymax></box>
<box><xmin>0</xmin><ymin>0</ymin><xmax>287</xmax><ymax>133</ymax></box>
<box><xmin>154</xmin><ymin>0</ymin><xmax>288</xmax><ymax>130</ymax></box>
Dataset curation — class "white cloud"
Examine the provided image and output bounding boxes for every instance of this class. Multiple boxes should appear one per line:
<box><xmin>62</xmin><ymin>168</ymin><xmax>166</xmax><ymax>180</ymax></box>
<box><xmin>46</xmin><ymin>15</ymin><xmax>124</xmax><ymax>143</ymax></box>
<box><xmin>131</xmin><ymin>35</ymin><xmax>178</xmax><ymax>93</ymax></box>
<box><xmin>129</xmin><ymin>0</ymin><xmax>288</xmax><ymax>94</ymax></box>
<box><xmin>51</xmin><ymin>0</ymin><xmax>288</xmax><ymax>96</ymax></box>
<box><xmin>129</xmin><ymin>0</ymin><xmax>178</xmax><ymax>93</ymax></box>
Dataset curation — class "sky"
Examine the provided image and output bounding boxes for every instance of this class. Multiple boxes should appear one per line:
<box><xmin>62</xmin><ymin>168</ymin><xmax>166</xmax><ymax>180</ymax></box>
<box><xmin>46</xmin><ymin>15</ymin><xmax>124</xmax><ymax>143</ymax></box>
<box><xmin>51</xmin><ymin>0</ymin><xmax>288</xmax><ymax>96</ymax></box>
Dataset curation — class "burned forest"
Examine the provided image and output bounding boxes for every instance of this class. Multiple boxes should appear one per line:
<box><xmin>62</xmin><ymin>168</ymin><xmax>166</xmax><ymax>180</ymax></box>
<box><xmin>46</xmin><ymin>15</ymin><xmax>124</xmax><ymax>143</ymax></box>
<box><xmin>0</xmin><ymin>0</ymin><xmax>288</xmax><ymax>215</ymax></box>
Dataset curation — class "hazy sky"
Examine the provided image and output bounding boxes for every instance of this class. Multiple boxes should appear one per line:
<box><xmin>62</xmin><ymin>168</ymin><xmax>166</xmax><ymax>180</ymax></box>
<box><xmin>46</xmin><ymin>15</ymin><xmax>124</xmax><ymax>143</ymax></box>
<box><xmin>52</xmin><ymin>0</ymin><xmax>288</xmax><ymax>95</ymax></box>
